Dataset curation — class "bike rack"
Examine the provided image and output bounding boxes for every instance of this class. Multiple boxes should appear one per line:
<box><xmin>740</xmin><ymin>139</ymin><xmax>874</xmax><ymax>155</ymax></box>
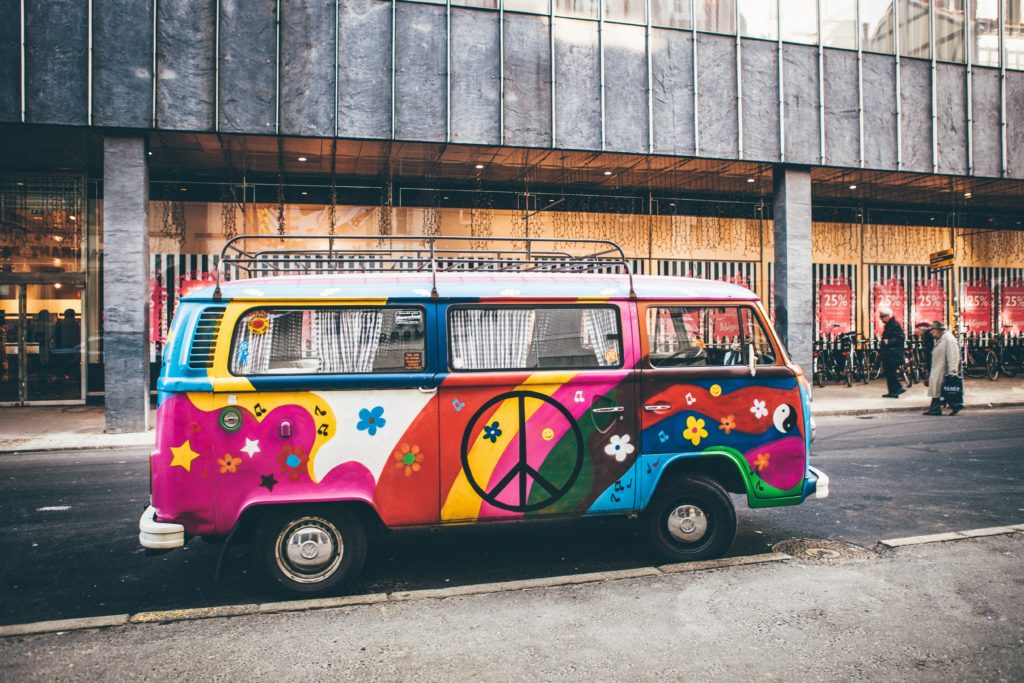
<box><xmin>213</xmin><ymin>234</ymin><xmax>637</xmax><ymax>301</ymax></box>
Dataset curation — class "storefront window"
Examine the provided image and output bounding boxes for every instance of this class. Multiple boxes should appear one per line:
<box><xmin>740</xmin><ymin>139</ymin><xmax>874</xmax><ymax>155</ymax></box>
<box><xmin>972</xmin><ymin>0</ymin><xmax>1000</xmax><ymax>65</ymax></box>
<box><xmin>935</xmin><ymin>0</ymin><xmax>966</xmax><ymax>62</ymax></box>
<box><xmin>504</xmin><ymin>0</ymin><xmax>550</xmax><ymax>12</ymax></box>
<box><xmin>898</xmin><ymin>0</ymin><xmax>931</xmax><ymax>57</ymax></box>
<box><xmin>651</xmin><ymin>0</ymin><xmax>692</xmax><ymax>28</ymax></box>
<box><xmin>1006</xmin><ymin>0</ymin><xmax>1024</xmax><ymax>69</ymax></box>
<box><xmin>605</xmin><ymin>0</ymin><xmax>645</xmax><ymax>23</ymax></box>
<box><xmin>822</xmin><ymin>0</ymin><xmax>857</xmax><ymax>48</ymax></box>
<box><xmin>861</xmin><ymin>0</ymin><xmax>895</xmax><ymax>52</ymax></box>
<box><xmin>696</xmin><ymin>0</ymin><xmax>735</xmax><ymax>34</ymax></box>
<box><xmin>555</xmin><ymin>0</ymin><xmax>598</xmax><ymax>19</ymax></box>
<box><xmin>739</xmin><ymin>0</ymin><xmax>777</xmax><ymax>40</ymax></box>
<box><xmin>781</xmin><ymin>0</ymin><xmax>818</xmax><ymax>44</ymax></box>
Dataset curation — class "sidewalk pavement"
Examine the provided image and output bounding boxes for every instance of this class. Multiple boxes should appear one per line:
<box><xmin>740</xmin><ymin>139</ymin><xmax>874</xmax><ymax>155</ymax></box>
<box><xmin>0</xmin><ymin>378</ymin><xmax>1021</xmax><ymax>453</ymax></box>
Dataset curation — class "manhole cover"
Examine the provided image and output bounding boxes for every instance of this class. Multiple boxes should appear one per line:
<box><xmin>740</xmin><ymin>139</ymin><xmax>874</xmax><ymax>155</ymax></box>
<box><xmin>772</xmin><ymin>538</ymin><xmax>876</xmax><ymax>563</ymax></box>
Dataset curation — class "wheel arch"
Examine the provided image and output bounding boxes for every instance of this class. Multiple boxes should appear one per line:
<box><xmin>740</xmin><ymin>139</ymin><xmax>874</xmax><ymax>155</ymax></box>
<box><xmin>640</xmin><ymin>451</ymin><xmax>752</xmax><ymax>510</ymax></box>
<box><xmin>231</xmin><ymin>498</ymin><xmax>386</xmax><ymax>544</ymax></box>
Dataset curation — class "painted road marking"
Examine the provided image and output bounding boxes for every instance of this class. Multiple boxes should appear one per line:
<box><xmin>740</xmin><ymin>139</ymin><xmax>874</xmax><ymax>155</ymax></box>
<box><xmin>1</xmin><ymin>527</ymin><xmax>1021</xmax><ymax>639</ymax></box>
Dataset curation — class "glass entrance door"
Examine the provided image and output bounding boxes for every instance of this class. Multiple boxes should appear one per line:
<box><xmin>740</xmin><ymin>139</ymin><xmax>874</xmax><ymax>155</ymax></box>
<box><xmin>0</xmin><ymin>280</ymin><xmax>85</xmax><ymax>405</ymax></box>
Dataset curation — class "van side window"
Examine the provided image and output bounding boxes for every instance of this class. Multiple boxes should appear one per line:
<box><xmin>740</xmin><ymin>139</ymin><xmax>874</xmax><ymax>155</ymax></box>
<box><xmin>231</xmin><ymin>307</ymin><xmax>426</xmax><ymax>375</ymax></box>
<box><xmin>646</xmin><ymin>306</ymin><xmax>777</xmax><ymax>368</ymax></box>
<box><xmin>449</xmin><ymin>305</ymin><xmax>622</xmax><ymax>371</ymax></box>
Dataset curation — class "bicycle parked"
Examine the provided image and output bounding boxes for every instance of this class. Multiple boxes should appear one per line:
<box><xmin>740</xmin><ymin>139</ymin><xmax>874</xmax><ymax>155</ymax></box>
<box><xmin>961</xmin><ymin>331</ymin><xmax>999</xmax><ymax>381</ymax></box>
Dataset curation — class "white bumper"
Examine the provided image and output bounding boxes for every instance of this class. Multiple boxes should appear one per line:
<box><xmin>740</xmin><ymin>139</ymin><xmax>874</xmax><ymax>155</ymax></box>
<box><xmin>808</xmin><ymin>465</ymin><xmax>830</xmax><ymax>500</ymax></box>
<box><xmin>139</xmin><ymin>505</ymin><xmax>185</xmax><ymax>549</ymax></box>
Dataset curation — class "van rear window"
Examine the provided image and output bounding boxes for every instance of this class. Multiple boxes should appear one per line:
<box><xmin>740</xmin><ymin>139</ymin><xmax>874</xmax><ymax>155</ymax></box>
<box><xmin>448</xmin><ymin>305</ymin><xmax>623</xmax><ymax>371</ymax></box>
<box><xmin>230</xmin><ymin>307</ymin><xmax>426</xmax><ymax>375</ymax></box>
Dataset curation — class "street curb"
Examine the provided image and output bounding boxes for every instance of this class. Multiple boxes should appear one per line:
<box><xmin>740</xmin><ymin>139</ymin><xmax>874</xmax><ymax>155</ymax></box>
<box><xmin>1</xmin><ymin>529</ymin><xmax>1019</xmax><ymax>640</ymax></box>
<box><xmin>0</xmin><ymin>441</ymin><xmax>153</xmax><ymax>456</ymax></box>
<box><xmin>811</xmin><ymin>400</ymin><xmax>1024</xmax><ymax>417</ymax></box>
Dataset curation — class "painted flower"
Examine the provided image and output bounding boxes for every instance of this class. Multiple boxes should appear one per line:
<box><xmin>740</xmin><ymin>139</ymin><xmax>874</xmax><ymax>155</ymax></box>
<box><xmin>604</xmin><ymin>434</ymin><xmax>635</xmax><ymax>462</ymax></box>
<box><xmin>247</xmin><ymin>311</ymin><xmax>270</xmax><ymax>335</ymax></box>
<box><xmin>482</xmin><ymin>421</ymin><xmax>502</xmax><ymax>443</ymax></box>
<box><xmin>218</xmin><ymin>454</ymin><xmax>241</xmax><ymax>474</ymax></box>
<box><xmin>393</xmin><ymin>443</ymin><xmax>423</xmax><ymax>477</ymax></box>
<box><xmin>684</xmin><ymin>416</ymin><xmax>709</xmax><ymax>447</ymax></box>
<box><xmin>277</xmin><ymin>446</ymin><xmax>309</xmax><ymax>480</ymax></box>
<box><xmin>754</xmin><ymin>452</ymin><xmax>771</xmax><ymax>472</ymax></box>
<box><xmin>357</xmin><ymin>406</ymin><xmax>387</xmax><ymax>436</ymax></box>
<box><xmin>750</xmin><ymin>399</ymin><xmax>768</xmax><ymax>419</ymax></box>
<box><xmin>718</xmin><ymin>414</ymin><xmax>736</xmax><ymax>435</ymax></box>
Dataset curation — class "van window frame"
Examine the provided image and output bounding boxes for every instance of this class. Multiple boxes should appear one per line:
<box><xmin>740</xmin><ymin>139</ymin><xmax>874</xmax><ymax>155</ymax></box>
<box><xmin>445</xmin><ymin>302</ymin><xmax>626</xmax><ymax>373</ymax></box>
<box><xmin>226</xmin><ymin>303</ymin><xmax>430</xmax><ymax>378</ymax></box>
<box><xmin>640</xmin><ymin>301</ymin><xmax>783</xmax><ymax>370</ymax></box>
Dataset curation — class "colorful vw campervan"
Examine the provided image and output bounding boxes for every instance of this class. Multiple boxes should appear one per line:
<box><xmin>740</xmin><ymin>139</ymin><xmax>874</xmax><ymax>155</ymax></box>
<box><xmin>140</xmin><ymin>236</ymin><xmax>828</xmax><ymax>595</ymax></box>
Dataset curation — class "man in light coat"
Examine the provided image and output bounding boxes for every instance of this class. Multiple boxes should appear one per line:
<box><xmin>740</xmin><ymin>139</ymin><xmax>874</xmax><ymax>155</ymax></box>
<box><xmin>923</xmin><ymin>320</ymin><xmax>962</xmax><ymax>416</ymax></box>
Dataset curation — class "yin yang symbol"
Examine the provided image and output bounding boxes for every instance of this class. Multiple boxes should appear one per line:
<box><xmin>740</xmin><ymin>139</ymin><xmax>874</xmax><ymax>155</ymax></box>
<box><xmin>773</xmin><ymin>404</ymin><xmax>796</xmax><ymax>433</ymax></box>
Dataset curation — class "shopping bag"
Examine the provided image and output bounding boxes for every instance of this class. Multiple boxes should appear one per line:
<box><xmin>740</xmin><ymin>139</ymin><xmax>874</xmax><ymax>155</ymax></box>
<box><xmin>941</xmin><ymin>374</ymin><xmax>963</xmax><ymax>406</ymax></box>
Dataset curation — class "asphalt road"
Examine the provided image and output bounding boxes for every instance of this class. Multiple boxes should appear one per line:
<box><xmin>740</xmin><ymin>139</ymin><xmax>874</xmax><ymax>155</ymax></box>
<box><xmin>1</xmin><ymin>408</ymin><xmax>1021</xmax><ymax>627</ymax></box>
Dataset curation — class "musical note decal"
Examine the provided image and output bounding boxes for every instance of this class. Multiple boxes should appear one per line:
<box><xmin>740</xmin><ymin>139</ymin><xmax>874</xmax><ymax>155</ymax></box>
<box><xmin>314</xmin><ymin>405</ymin><xmax>326</xmax><ymax>417</ymax></box>
<box><xmin>253</xmin><ymin>403</ymin><xmax>267</xmax><ymax>418</ymax></box>
<box><xmin>317</xmin><ymin>424</ymin><xmax>329</xmax><ymax>437</ymax></box>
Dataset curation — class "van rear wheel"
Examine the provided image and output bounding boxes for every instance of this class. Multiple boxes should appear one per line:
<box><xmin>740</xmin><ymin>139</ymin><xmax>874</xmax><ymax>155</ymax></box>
<box><xmin>645</xmin><ymin>474</ymin><xmax>736</xmax><ymax>563</ymax></box>
<box><xmin>256</xmin><ymin>507</ymin><xmax>366</xmax><ymax>596</ymax></box>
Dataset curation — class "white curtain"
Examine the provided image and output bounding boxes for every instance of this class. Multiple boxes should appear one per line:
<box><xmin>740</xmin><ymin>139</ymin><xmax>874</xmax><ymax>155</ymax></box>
<box><xmin>582</xmin><ymin>308</ymin><xmax>620</xmax><ymax>366</ymax></box>
<box><xmin>318</xmin><ymin>309</ymin><xmax>384</xmax><ymax>373</ymax></box>
<box><xmin>232</xmin><ymin>312</ymin><xmax>275</xmax><ymax>374</ymax></box>
<box><xmin>450</xmin><ymin>308</ymin><xmax>536</xmax><ymax>370</ymax></box>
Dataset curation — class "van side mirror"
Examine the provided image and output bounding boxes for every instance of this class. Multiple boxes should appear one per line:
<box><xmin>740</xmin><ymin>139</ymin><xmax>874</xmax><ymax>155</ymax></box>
<box><xmin>748</xmin><ymin>343</ymin><xmax>756</xmax><ymax>377</ymax></box>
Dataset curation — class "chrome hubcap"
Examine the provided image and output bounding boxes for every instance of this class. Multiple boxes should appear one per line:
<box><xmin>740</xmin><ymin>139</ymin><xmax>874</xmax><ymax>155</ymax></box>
<box><xmin>666</xmin><ymin>504</ymin><xmax>708</xmax><ymax>543</ymax></box>
<box><xmin>276</xmin><ymin>517</ymin><xmax>344</xmax><ymax>584</ymax></box>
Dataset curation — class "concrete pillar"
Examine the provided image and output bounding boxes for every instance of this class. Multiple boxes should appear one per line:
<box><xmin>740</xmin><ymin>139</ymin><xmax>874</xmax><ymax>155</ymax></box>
<box><xmin>773</xmin><ymin>166</ymin><xmax>813</xmax><ymax>377</ymax></box>
<box><xmin>102</xmin><ymin>136</ymin><xmax>150</xmax><ymax>433</ymax></box>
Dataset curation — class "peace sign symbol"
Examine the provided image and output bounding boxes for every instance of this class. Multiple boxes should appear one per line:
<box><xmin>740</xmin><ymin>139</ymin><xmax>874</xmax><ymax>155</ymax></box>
<box><xmin>461</xmin><ymin>390</ymin><xmax>585</xmax><ymax>513</ymax></box>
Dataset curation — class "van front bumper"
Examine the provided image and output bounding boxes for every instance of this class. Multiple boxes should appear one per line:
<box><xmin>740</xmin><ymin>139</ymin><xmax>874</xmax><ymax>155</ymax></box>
<box><xmin>139</xmin><ymin>505</ymin><xmax>185</xmax><ymax>550</ymax></box>
<box><xmin>805</xmin><ymin>466</ymin><xmax>830</xmax><ymax>500</ymax></box>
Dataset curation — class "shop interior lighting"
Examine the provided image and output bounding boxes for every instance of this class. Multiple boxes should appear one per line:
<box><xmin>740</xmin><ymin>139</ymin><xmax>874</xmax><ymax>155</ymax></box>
<box><xmin>475</xmin><ymin>164</ymin><xmax>484</xmax><ymax>169</ymax></box>
<box><xmin>297</xmin><ymin>156</ymin><xmax>308</xmax><ymax>162</ymax></box>
<box><xmin>603</xmin><ymin>171</ymin><xmax>613</xmax><ymax>176</ymax></box>
<box><xmin>849</xmin><ymin>184</ymin><xmax>857</xmax><ymax>190</ymax></box>
<box><xmin>69</xmin><ymin>215</ymin><xmax>76</xmax><ymax>221</ymax></box>
<box><xmin>51</xmin><ymin>234</ymin><xmax>63</xmax><ymax>241</ymax></box>
<box><xmin>54</xmin><ymin>283</ymin><xmax>62</xmax><ymax>290</ymax></box>
<box><xmin>179</xmin><ymin>187</ymin><xmax>187</xmax><ymax>192</ymax></box>
<box><xmin>746</xmin><ymin>178</ymin><xmax>755</xmax><ymax>183</ymax></box>
<box><xmin>301</xmin><ymin>191</ymin><xmax>308</xmax><ymax>195</ymax></box>
<box><xmin>964</xmin><ymin>192</ymin><xmax>972</xmax><ymax>198</ymax></box>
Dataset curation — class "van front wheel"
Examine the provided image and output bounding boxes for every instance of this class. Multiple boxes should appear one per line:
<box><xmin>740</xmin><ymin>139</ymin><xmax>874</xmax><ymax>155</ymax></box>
<box><xmin>645</xmin><ymin>474</ymin><xmax>736</xmax><ymax>563</ymax></box>
<box><xmin>256</xmin><ymin>507</ymin><xmax>367</xmax><ymax>596</ymax></box>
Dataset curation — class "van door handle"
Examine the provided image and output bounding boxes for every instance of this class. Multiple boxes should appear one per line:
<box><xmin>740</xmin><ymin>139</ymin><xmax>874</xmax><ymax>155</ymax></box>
<box><xmin>592</xmin><ymin>406</ymin><xmax>624</xmax><ymax>414</ymax></box>
<box><xmin>417</xmin><ymin>386</ymin><xmax>438</xmax><ymax>394</ymax></box>
<box><xmin>643</xmin><ymin>403</ymin><xmax>672</xmax><ymax>412</ymax></box>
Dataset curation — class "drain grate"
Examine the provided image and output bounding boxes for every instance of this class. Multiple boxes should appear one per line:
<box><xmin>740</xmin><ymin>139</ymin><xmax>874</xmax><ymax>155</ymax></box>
<box><xmin>772</xmin><ymin>538</ymin><xmax>876</xmax><ymax>563</ymax></box>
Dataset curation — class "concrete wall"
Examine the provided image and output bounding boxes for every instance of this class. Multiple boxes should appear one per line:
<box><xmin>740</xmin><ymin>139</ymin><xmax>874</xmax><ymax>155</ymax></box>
<box><xmin>0</xmin><ymin>0</ymin><xmax>1017</xmax><ymax>179</ymax></box>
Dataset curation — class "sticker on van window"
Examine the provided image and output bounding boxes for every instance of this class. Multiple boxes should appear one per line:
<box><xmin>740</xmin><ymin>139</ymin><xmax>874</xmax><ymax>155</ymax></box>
<box><xmin>395</xmin><ymin>309</ymin><xmax>423</xmax><ymax>326</ymax></box>
<box><xmin>247</xmin><ymin>311</ymin><xmax>270</xmax><ymax>335</ymax></box>
<box><xmin>404</xmin><ymin>352</ymin><xmax>423</xmax><ymax>370</ymax></box>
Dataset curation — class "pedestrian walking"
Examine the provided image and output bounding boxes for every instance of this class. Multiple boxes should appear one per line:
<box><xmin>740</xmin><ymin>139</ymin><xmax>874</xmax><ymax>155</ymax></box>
<box><xmin>878</xmin><ymin>305</ymin><xmax>906</xmax><ymax>398</ymax></box>
<box><xmin>923</xmin><ymin>320</ymin><xmax>963</xmax><ymax>416</ymax></box>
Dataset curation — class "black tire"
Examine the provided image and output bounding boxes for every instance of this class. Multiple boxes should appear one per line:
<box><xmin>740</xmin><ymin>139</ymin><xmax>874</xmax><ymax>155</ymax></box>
<box><xmin>1003</xmin><ymin>353</ymin><xmax>1018</xmax><ymax>378</ymax></box>
<box><xmin>964</xmin><ymin>358</ymin><xmax>987</xmax><ymax>379</ymax></box>
<box><xmin>644</xmin><ymin>473</ymin><xmax>737</xmax><ymax>563</ymax></box>
<box><xmin>986</xmin><ymin>351</ymin><xmax>999</xmax><ymax>381</ymax></box>
<box><xmin>256</xmin><ymin>506</ymin><xmax>367</xmax><ymax>596</ymax></box>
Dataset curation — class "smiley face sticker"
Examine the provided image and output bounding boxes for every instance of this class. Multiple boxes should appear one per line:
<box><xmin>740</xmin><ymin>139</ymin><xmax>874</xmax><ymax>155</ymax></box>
<box><xmin>541</xmin><ymin>427</ymin><xmax>555</xmax><ymax>442</ymax></box>
<box><xmin>710</xmin><ymin>384</ymin><xmax>722</xmax><ymax>397</ymax></box>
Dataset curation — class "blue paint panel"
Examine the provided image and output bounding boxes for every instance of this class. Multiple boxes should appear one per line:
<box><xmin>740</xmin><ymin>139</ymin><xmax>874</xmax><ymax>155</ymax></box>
<box><xmin>587</xmin><ymin>463</ymin><xmax>638</xmax><ymax>513</ymax></box>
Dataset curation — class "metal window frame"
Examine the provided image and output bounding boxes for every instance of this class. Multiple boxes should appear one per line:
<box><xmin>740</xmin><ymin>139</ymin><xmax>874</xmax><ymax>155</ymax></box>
<box><xmin>19</xmin><ymin>0</ymin><xmax>25</xmax><ymax>122</ymax></box>
<box><xmin>87</xmin><ymin>0</ymin><xmax>93</xmax><ymax>125</ymax></box>
<box><xmin>276</xmin><ymin>0</ymin><xmax>282</xmax><ymax>134</ymax></box>
<box><xmin>599</xmin><ymin>0</ymin><xmax>606</xmax><ymax>151</ymax></box>
<box><xmin>152</xmin><ymin>0</ymin><xmax>158</xmax><ymax>127</ymax></box>
<box><xmin>999</xmin><ymin>0</ymin><xmax>1008</xmax><ymax>176</ymax></box>
<box><xmin>817</xmin><ymin>0</ymin><xmax>825</xmax><ymax>165</ymax></box>
<box><xmin>446</xmin><ymin>0</ymin><xmax>452</xmax><ymax>143</ymax></box>
<box><xmin>550</xmin><ymin>0</ymin><xmax>557</xmax><ymax>148</ymax></box>
<box><xmin>894</xmin><ymin>0</ymin><xmax>903</xmax><ymax>171</ymax></box>
<box><xmin>778</xmin><ymin>0</ymin><xmax>785</xmax><ymax>163</ymax></box>
<box><xmin>966</xmin><ymin>0</ymin><xmax>974</xmax><ymax>174</ymax></box>
<box><xmin>931</xmin><ymin>0</ymin><xmax>938</xmax><ymax>172</ymax></box>
<box><xmin>735</xmin><ymin>0</ymin><xmax>743</xmax><ymax>158</ymax></box>
<box><xmin>857</xmin><ymin>0</ymin><xmax>864</xmax><ymax>168</ymax></box>
<box><xmin>645</xmin><ymin>0</ymin><xmax>653</xmax><ymax>153</ymax></box>
<box><xmin>499</xmin><ymin>0</ymin><xmax>505</xmax><ymax>145</ymax></box>
<box><xmin>691</xmin><ymin>0</ymin><xmax>698</xmax><ymax>156</ymax></box>
<box><xmin>214</xmin><ymin>0</ymin><xmax>220</xmax><ymax>132</ymax></box>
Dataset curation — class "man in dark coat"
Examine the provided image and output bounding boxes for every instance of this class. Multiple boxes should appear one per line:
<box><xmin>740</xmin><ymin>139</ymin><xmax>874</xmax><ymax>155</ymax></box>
<box><xmin>878</xmin><ymin>305</ymin><xmax>906</xmax><ymax>398</ymax></box>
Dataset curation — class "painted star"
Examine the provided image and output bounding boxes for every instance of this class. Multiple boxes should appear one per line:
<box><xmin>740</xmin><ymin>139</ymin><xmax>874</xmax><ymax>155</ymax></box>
<box><xmin>259</xmin><ymin>473</ymin><xmax>278</xmax><ymax>492</ymax></box>
<box><xmin>240</xmin><ymin>438</ymin><xmax>261</xmax><ymax>459</ymax></box>
<box><xmin>169</xmin><ymin>440</ymin><xmax>201</xmax><ymax>472</ymax></box>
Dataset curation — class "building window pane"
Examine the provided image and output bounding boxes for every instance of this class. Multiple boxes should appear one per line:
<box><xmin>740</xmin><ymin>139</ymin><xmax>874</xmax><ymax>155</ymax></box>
<box><xmin>972</xmin><ymin>0</ymin><xmax>1000</xmax><ymax>65</ymax></box>
<box><xmin>739</xmin><ymin>0</ymin><xmax>778</xmax><ymax>40</ymax></box>
<box><xmin>555</xmin><ymin>0</ymin><xmax>598</xmax><ymax>18</ymax></box>
<box><xmin>898</xmin><ymin>0</ymin><xmax>931</xmax><ymax>57</ymax></box>
<box><xmin>781</xmin><ymin>0</ymin><xmax>819</xmax><ymax>43</ymax></box>
<box><xmin>605</xmin><ymin>0</ymin><xmax>646</xmax><ymax>23</ymax></box>
<box><xmin>1007</xmin><ymin>0</ymin><xmax>1024</xmax><ymax>69</ymax></box>
<box><xmin>822</xmin><ymin>0</ymin><xmax>857</xmax><ymax>48</ymax></box>
<box><xmin>453</xmin><ymin>0</ymin><xmax>499</xmax><ymax>7</ymax></box>
<box><xmin>935</xmin><ymin>0</ymin><xmax>966</xmax><ymax>62</ymax></box>
<box><xmin>504</xmin><ymin>0</ymin><xmax>550</xmax><ymax>12</ymax></box>
<box><xmin>861</xmin><ymin>0</ymin><xmax>895</xmax><ymax>52</ymax></box>
<box><xmin>696</xmin><ymin>0</ymin><xmax>736</xmax><ymax>33</ymax></box>
<box><xmin>651</xmin><ymin>0</ymin><xmax>692</xmax><ymax>28</ymax></box>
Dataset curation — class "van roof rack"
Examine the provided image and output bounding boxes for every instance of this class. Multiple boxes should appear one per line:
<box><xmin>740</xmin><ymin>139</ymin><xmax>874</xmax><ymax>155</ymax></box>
<box><xmin>214</xmin><ymin>234</ymin><xmax>636</xmax><ymax>300</ymax></box>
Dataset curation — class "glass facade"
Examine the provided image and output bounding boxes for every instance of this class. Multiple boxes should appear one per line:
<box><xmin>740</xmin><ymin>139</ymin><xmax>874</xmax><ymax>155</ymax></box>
<box><xmin>822</xmin><ymin>0</ymin><xmax>857</xmax><ymax>48</ymax></box>
<box><xmin>899</xmin><ymin>0</ymin><xmax>931</xmax><ymax>57</ymax></box>
<box><xmin>739</xmin><ymin>0</ymin><xmax>778</xmax><ymax>40</ymax></box>
<box><xmin>781</xmin><ymin>0</ymin><xmax>819</xmax><ymax>43</ymax></box>
<box><xmin>936</xmin><ymin>0</ymin><xmax>966</xmax><ymax>62</ymax></box>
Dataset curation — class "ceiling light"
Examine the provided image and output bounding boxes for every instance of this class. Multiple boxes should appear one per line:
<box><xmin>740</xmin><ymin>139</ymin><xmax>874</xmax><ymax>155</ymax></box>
<box><xmin>52</xmin><ymin>234</ymin><xmax>63</xmax><ymax>241</ymax></box>
<box><xmin>147</xmin><ymin>151</ymin><xmax>153</xmax><ymax>156</ymax></box>
<box><xmin>297</xmin><ymin>156</ymin><xmax>308</xmax><ymax>162</ymax></box>
<box><xmin>964</xmin><ymin>192</ymin><xmax>972</xmax><ymax>198</ymax></box>
<box><xmin>849</xmin><ymin>184</ymin><xmax>857</xmax><ymax>190</ymax></box>
<box><xmin>54</xmin><ymin>283</ymin><xmax>62</xmax><ymax>290</ymax></box>
<box><xmin>69</xmin><ymin>215</ymin><xmax>76</xmax><ymax>221</ymax></box>
<box><xmin>603</xmin><ymin>171</ymin><xmax>613</xmax><ymax>176</ymax></box>
<box><xmin>301</xmin><ymin>191</ymin><xmax>308</xmax><ymax>196</ymax></box>
<box><xmin>180</xmin><ymin>187</ymin><xmax>187</xmax><ymax>192</ymax></box>
<box><xmin>442</xmin><ymin>196</ymin><xmax>449</xmax><ymax>200</ymax></box>
<box><xmin>746</xmin><ymin>178</ymin><xmax>755</xmax><ymax>183</ymax></box>
<box><xmin>475</xmin><ymin>164</ymin><xmax>484</xmax><ymax>169</ymax></box>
